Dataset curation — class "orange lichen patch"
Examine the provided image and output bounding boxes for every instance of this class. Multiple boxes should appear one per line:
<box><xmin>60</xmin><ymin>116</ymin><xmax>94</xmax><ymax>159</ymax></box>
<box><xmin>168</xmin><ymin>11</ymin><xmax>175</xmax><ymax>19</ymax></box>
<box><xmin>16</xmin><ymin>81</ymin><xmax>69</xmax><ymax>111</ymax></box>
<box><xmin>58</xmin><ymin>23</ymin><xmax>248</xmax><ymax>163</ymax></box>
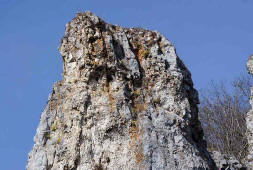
<box><xmin>48</xmin><ymin>100</ymin><xmax>59</xmax><ymax>111</ymax></box>
<box><xmin>108</xmin><ymin>92</ymin><xmax>114</xmax><ymax>112</ymax></box>
<box><xmin>130</xmin><ymin>103</ymin><xmax>147</xmax><ymax>115</ymax></box>
<box><xmin>91</xmin><ymin>59</ymin><xmax>100</xmax><ymax>66</ymax></box>
<box><xmin>137</xmin><ymin>45</ymin><xmax>145</xmax><ymax>63</ymax></box>
<box><xmin>129</xmin><ymin>125</ymin><xmax>138</xmax><ymax>140</ymax></box>
<box><xmin>145</xmin><ymin>38</ymin><xmax>150</xmax><ymax>44</ymax></box>
<box><xmin>90</xmin><ymin>38</ymin><xmax>104</xmax><ymax>57</ymax></box>
<box><xmin>71</xmin><ymin>46</ymin><xmax>79</xmax><ymax>55</ymax></box>
<box><xmin>131</xmin><ymin>41</ymin><xmax>150</xmax><ymax>65</ymax></box>
<box><xmin>144</xmin><ymin>68</ymin><xmax>155</xmax><ymax>90</ymax></box>
<box><xmin>103</xmin><ymin>82</ymin><xmax>115</xmax><ymax>113</ymax></box>
<box><xmin>95</xmin><ymin>39</ymin><xmax>104</xmax><ymax>52</ymax></box>
<box><xmin>134</xmin><ymin>103</ymin><xmax>147</xmax><ymax>113</ymax></box>
<box><xmin>149</xmin><ymin>79</ymin><xmax>154</xmax><ymax>88</ymax></box>
<box><xmin>102</xmin><ymin>32</ymin><xmax>111</xmax><ymax>59</ymax></box>
<box><xmin>129</xmin><ymin>121</ymin><xmax>144</xmax><ymax>167</ymax></box>
<box><xmin>135</xmin><ymin>152</ymin><xmax>144</xmax><ymax>164</ymax></box>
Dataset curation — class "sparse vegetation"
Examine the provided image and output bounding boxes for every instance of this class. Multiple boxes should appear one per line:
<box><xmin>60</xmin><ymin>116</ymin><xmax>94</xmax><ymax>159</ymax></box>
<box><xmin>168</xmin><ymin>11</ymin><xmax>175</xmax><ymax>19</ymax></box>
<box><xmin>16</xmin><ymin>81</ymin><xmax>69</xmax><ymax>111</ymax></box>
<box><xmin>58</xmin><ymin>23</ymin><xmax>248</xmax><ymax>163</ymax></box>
<box><xmin>120</xmin><ymin>59</ymin><xmax>124</xmax><ymax>65</ymax></box>
<box><xmin>153</xmin><ymin>96</ymin><xmax>160</xmax><ymax>104</ymax></box>
<box><xmin>50</xmin><ymin>123</ymin><xmax>56</xmax><ymax>131</ymax></box>
<box><xmin>133</xmin><ymin>90</ymin><xmax>141</xmax><ymax>97</ymax></box>
<box><xmin>45</xmin><ymin>132</ymin><xmax>50</xmax><ymax>139</ymax></box>
<box><xmin>131</xmin><ymin>120</ymin><xmax>137</xmax><ymax>127</ymax></box>
<box><xmin>132</xmin><ymin>41</ymin><xmax>141</xmax><ymax>49</ymax></box>
<box><xmin>142</xmin><ymin>48</ymin><xmax>150</xmax><ymax>58</ymax></box>
<box><xmin>56</xmin><ymin>137</ymin><xmax>61</xmax><ymax>144</ymax></box>
<box><xmin>199</xmin><ymin>75</ymin><xmax>252</xmax><ymax>163</ymax></box>
<box><xmin>57</xmin><ymin>93</ymin><xmax>61</xmax><ymax>98</ymax></box>
<box><xmin>130</xmin><ymin>107</ymin><xmax>136</xmax><ymax>113</ymax></box>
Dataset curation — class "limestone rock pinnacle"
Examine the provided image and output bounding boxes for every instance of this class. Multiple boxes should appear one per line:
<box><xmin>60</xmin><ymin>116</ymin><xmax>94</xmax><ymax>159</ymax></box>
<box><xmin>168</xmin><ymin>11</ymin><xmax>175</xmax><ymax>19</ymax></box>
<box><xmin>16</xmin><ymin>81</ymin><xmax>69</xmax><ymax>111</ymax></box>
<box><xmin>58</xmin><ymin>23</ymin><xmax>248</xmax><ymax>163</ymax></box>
<box><xmin>27</xmin><ymin>11</ymin><xmax>215</xmax><ymax>170</ymax></box>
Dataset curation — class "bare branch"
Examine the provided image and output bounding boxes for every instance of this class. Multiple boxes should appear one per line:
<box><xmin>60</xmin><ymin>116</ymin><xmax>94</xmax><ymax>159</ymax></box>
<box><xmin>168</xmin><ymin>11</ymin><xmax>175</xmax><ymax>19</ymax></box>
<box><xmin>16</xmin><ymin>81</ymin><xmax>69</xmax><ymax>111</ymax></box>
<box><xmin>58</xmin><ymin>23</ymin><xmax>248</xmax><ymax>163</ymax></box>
<box><xmin>199</xmin><ymin>75</ymin><xmax>252</xmax><ymax>163</ymax></box>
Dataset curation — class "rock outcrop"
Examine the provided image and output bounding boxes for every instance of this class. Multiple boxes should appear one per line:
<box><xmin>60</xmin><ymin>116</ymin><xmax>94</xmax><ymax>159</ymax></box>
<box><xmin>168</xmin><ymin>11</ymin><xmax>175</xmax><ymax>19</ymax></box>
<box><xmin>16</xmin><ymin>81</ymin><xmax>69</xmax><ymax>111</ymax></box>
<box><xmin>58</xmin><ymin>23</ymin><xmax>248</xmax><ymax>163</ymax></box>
<box><xmin>246</xmin><ymin>55</ymin><xmax>253</xmax><ymax>168</ymax></box>
<box><xmin>211</xmin><ymin>151</ymin><xmax>244</xmax><ymax>170</ymax></box>
<box><xmin>27</xmin><ymin>11</ymin><xmax>215</xmax><ymax>170</ymax></box>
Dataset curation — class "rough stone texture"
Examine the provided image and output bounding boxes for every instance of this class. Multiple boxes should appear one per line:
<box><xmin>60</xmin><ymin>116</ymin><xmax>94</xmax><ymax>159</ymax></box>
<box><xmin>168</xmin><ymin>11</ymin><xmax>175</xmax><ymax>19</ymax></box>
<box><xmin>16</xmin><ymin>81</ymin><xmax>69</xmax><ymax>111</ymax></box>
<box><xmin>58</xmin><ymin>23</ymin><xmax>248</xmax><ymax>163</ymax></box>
<box><xmin>211</xmin><ymin>151</ymin><xmax>244</xmax><ymax>170</ymax></box>
<box><xmin>27</xmin><ymin>11</ymin><xmax>216</xmax><ymax>170</ymax></box>
<box><xmin>247</xmin><ymin>55</ymin><xmax>253</xmax><ymax>168</ymax></box>
<box><xmin>247</xmin><ymin>55</ymin><xmax>253</xmax><ymax>76</ymax></box>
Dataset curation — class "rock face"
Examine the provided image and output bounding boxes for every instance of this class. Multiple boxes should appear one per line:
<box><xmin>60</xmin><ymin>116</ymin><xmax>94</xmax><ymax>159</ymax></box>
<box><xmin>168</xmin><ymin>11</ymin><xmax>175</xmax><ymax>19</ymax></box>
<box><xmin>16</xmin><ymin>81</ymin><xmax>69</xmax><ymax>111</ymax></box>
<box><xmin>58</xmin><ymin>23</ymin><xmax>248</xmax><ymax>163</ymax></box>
<box><xmin>211</xmin><ymin>151</ymin><xmax>244</xmax><ymax>170</ymax></box>
<box><xmin>246</xmin><ymin>55</ymin><xmax>253</xmax><ymax>168</ymax></box>
<box><xmin>27</xmin><ymin>11</ymin><xmax>215</xmax><ymax>170</ymax></box>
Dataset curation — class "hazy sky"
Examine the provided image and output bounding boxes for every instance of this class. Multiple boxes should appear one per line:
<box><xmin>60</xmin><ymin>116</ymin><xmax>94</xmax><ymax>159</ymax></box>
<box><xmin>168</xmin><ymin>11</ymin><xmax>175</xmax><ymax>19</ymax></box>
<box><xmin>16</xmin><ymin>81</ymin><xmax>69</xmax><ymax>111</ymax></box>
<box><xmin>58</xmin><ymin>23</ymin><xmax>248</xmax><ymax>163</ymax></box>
<box><xmin>0</xmin><ymin>0</ymin><xmax>252</xmax><ymax>169</ymax></box>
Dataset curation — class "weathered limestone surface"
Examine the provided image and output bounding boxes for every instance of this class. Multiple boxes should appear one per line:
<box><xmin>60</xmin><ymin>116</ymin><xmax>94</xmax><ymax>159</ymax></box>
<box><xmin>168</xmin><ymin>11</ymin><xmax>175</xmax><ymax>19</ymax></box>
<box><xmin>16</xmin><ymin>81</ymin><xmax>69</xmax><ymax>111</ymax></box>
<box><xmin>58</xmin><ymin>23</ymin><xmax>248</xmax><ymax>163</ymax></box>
<box><xmin>247</xmin><ymin>55</ymin><xmax>253</xmax><ymax>168</ymax></box>
<box><xmin>211</xmin><ymin>151</ymin><xmax>243</xmax><ymax>170</ymax></box>
<box><xmin>27</xmin><ymin>11</ymin><xmax>216</xmax><ymax>170</ymax></box>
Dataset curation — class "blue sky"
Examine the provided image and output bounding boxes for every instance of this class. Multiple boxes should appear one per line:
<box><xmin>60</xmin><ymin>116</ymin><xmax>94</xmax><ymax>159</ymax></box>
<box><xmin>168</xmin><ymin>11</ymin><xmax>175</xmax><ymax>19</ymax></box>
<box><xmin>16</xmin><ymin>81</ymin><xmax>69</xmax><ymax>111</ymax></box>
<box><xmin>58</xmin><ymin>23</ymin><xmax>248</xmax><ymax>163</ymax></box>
<box><xmin>0</xmin><ymin>0</ymin><xmax>252</xmax><ymax>169</ymax></box>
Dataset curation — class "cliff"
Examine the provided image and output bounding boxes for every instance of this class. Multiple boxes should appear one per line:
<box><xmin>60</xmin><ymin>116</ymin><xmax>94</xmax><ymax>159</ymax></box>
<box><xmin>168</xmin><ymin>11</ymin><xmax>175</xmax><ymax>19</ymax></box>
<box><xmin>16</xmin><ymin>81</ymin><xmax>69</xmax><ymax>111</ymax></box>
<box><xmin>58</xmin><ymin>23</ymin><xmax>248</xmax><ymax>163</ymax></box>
<box><xmin>27</xmin><ymin>11</ymin><xmax>215</xmax><ymax>170</ymax></box>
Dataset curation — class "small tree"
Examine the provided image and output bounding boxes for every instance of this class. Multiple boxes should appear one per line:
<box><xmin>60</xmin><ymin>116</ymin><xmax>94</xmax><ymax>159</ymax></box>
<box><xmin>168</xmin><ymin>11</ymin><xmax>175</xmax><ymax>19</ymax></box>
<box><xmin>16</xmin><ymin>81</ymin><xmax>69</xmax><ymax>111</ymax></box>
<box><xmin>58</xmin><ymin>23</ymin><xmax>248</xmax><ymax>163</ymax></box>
<box><xmin>199</xmin><ymin>75</ymin><xmax>252</xmax><ymax>163</ymax></box>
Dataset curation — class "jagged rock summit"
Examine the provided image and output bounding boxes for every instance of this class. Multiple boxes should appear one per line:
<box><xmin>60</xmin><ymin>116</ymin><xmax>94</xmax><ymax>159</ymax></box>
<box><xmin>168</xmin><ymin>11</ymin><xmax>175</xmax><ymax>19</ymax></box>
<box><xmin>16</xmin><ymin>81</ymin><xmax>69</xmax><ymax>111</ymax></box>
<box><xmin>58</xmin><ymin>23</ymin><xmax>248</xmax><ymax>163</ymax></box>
<box><xmin>27</xmin><ymin>11</ymin><xmax>215</xmax><ymax>170</ymax></box>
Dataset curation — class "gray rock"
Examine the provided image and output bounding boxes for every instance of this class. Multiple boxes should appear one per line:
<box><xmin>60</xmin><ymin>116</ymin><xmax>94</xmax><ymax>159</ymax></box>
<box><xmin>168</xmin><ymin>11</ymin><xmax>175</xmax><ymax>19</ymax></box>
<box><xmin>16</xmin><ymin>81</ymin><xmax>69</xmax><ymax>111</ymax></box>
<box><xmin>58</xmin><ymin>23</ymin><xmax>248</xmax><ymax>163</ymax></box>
<box><xmin>247</xmin><ymin>55</ymin><xmax>253</xmax><ymax>75</ymax></box>
<box><xmin>211</xmin><ymin>151</ymin><xmax>244</xmax><ymax>170</ymax></box>
<box><xmin>247</xmin><ymin>55</ymin><xmax>253</xmax><ymax>168</ymax></box>
<box><xmin>27</xmin><ymin>11</ymin><xmax>216</xmax><ymax>170</ymax></box>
